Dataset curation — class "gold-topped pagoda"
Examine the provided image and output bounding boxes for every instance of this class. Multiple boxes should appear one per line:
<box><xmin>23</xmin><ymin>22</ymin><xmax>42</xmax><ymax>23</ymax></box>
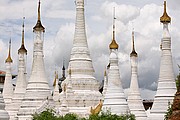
<box><xmin>109</xmin><ymin>8</ymin><xmax>118</xmax><ymax>50</ymax></box>
<box><xmin>5</xmin><ymin>39</ymin><xmax>13</xmax><ymax>63</ymax></box>
<box><xmin>33</xmin><ymin>0</ymin><xmax>45</xmax><ymax>32</ymax></box>
<box><xmin>53</xmin><ymin>71</ymin><xmax>58</xmax><ymax>87</ymax></box>
<box><xmin>104</xmin><ymin>69</ymin><xmax>107</xmax><ymax>76</ymax></box>
<box><xmin>18</xmin><ymin>17</ymin><xmax>27</xmax><ymax>54</ymax></box>
<box><xmin>130</xmin><ymin>30</ymin><xmax>137</xmax><ymax>57</ymax></box>
<box><xmin>160</xmin><ymin>0</ymin><xmax>171</xmax><ymax>23</ymax></box>
<box><xmin>109</xmin><ymin>39</ymin><xmax>119</xmax><ymax>49</ymax></box>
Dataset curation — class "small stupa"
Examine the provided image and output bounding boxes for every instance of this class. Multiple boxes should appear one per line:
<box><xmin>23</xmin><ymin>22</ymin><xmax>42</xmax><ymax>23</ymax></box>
<box><xmin>102</xmin><ymin>8</ymin><xmax>129</xmax><ymax>114</ymax></box>
<box><xmin>8</xmin><ymin>17</ymin><xmax>27</xmax><ymax>120</ymax></box>
<box><xmin>127</xmin><ymin>30</ymin><xmax>147</xmax><ymax>120</ymax></box>
<box><xmin>3</xmin><ymin>39</ymin><xmax>13</xmax><ymax>106</ymax></box>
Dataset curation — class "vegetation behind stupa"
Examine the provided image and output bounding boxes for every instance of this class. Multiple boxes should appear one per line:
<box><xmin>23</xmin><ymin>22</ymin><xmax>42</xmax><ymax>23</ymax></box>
<box><xmin>32</xmin><ymin>109</ymin><xmax>136</xmax><ymax>120</ymax></box>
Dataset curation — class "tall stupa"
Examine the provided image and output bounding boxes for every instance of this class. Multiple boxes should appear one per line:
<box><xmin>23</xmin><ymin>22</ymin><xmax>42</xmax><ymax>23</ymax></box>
<box><xmin>102</xmin><ymin>9</ymin><xmax>129</xmax><ymax>114</ymax></box>
<box><xmin>0</xmin><ymin>91</ymin><xmax>9</xmax><ymax>120</ymax></box>
<box><xmin>60</xmin><ymin>0</ymin><xmax>102</xmax><ymax>116</ymax></box>
<box><xmin>127</xmin><ymin>30</ymin><xmax>147</xmax><ymax>120</ymax></box>
<box><xmin>67</xmin><ymin>0</ymin><xmax>101</xmax><ymax>91</ymax></box>
<box><xmin>3</xmin><ymin>39</ymin><xmax>13</xmax><ymax>106</ymax></box>
<box><xmin>17</xmin><ymin>1</ymin><xmax>53</xmax><ymax>119</ymax></box>
<box><xmin>8</xmin><ymin>17</ymin><xmax>27</xmax><ymax>120</ymax></box>
<box><xmin>149</xmin><ymin>1</ymin><xmax>177</xmax><ymax>119</ymax></box>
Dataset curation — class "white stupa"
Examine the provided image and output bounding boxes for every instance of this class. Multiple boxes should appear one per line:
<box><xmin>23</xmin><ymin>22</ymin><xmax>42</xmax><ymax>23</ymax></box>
<box><xmin>7</xmin><ymin>17</ymin><xmax>27</xmax><ymax>120</ymax></box>
<box><xmin>149</xmin><ymin>1</ymin><xmax>177</xmax><ymax>119</ymax></box>
<box><xmin>59</xmin><ymin>0</ymin><xmax>102</xmax><ymax>116</ymax></box>
<box><xmin>102</xmin><ymin>10</ymin><xmax>129</xmax><ymax>114</ymax></box>
<box><xmin>17</xmin><ymin>1</ymin><xmax>53</xmax><ymax>119</ymax></box>
<box><xmin>3</xmin><ymin>39</ymin><xmax>13</xmax><ymax>106</ymax></box>
<box><xmin>127</xmin><ymin>30</ymin><xmax>147</xmax><ymax>120</ymax></box>
<box><xmin>0</xmin><ymin>91</ymin><xmax>9</xmax><ymax>120</ymax></box>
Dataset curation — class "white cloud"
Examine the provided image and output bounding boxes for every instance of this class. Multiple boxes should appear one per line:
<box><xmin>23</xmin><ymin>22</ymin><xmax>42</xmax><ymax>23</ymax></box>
<box><xmin>45</xmin><ymin>10</ymin><xmax>75</xmax><ymax>19</ymax></box>
<box><xmin>52</xmin><ymin>23</ymin><xmax>74</xmax><ymax>67</ymax></box>
<box><xmin>168</xmin><ymin>0</ymin><xmax>180</xmax><ymax>10</ymax></box>
<box><xmin>100</xmin><ymin>1</ymin><xmax>140</xmax><ymax>23</ymax></box>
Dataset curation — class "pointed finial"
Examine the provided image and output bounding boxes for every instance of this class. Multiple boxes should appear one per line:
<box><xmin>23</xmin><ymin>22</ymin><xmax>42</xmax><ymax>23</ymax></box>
<box><xmin>22</xmin><ymin>17</ymin><xmax>25</xmax><ymax>45</ymax></box>
<box><xmin>38</xmin><ymin>0</ymin><xmax>40</xmax><ymax>21</ymax></box>
<box><xmin>109</xmin><ymin>7</ymin><xmax>119</xmax><ymax>50</ymax></box>
<box><xmin>62</xmin><ymin>60</ymin><xmax>66</xmax><ymax>78</ymax></box>
<box><xmin>33</xmin><ymin>0</ymin><xmax>45</xmax><ymax>32</ymax></box>
<box><xmin>5</xmin><ymin>39</ymin><xmax>13</xmax><ymax>63</ymax></box>
<box><xmin>62</xmin><ymin>60</ymin><xmax>65</xmax><ymax>71</ymax></box>
<box><xmin>56</xmin><ymin>71</ymin><xmax>58</xmax><ymax>79</ymax></box>
<box><xmin>18</xmin><ymin>17</ymin><xmax>27</xmax><ymax>54</ymax></box>
<box><xmin>132</xmin><ymin>28</ymin><xmax>135</xmax><ymax>52</ymax></box>
<box><xmin>104</xmin><ymin>69</ymin><xmax>107</xmax><ymax>76</ymax></box>
<box><xmin>53</xmin><ymin>71</ymin><xmax>58</xmax><ymax>87</ymax></box>
<box><xmin>130</xmin><ymin>28</ymin><xmax>137</xmax><ymax>57</ymax></box>
<box><xmin>160</xmin><ymin>0</ymin><xmax>171</xmax><ymax>23</ymax></box>
<box><xmin>113</xmin><ymin>7</ymin><xmax>115</xmax><ymax>41</ymax></box>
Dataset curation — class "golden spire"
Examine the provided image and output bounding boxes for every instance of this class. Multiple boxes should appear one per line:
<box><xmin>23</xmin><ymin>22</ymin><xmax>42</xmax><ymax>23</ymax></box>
<box><xmin>18</xmin><ymin>17</ymin><xmax>27</xmax><ymax>54</ymax></box>
<box><xmin>104</xmin><ymin>69</ymin><xmax>107</xmax><ymax>76</ymax></box>
<box><xmin>160</xmin><ymin>0</ymin><xmax>171</xmax><ymax>23</ymax></box>
<box><xmin>5</xmin><ymin>39</ymin><xmax>13</xmax><ymax>63</ymax></box>
<box><xmin>109</xmin><ymin>7</ymin><xmax>119</xmax><ymax>50</ymax></box>
<box><xmin>53</xmin><ymin>71</ymin><xmax>58</xmax><ymax>87</ymax></box>
<box><xmin>38</xmin><ymin>0</ymin><xmax>41</xmax><ymax>21</ymax></box>
<box><xmin>33</xmin><ymin>0</ymin><xmax>45</xmax><ymax>32</ymax></box>
<box><xmin>130</xmin><ymin>29</ymin><xmax>137</xmax><ymax>57</ymax></box>
<box><xmin>56</xmin><ymin>71</ymin><xmax>58</xmax><ymax>79</ymax></box>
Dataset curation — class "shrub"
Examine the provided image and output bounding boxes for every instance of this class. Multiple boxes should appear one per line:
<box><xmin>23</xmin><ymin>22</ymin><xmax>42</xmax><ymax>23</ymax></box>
<box><xmin>164</xmin><ymin>101</ymin><xmax>173</xmax><ymax>120</ymax></box>
<box><xmin>32</xmin><ymin>109</ymin><xmax>135</xmax><ymax>120</ymax></box>
<box><xmin>32</xmin><ymin>109</ymin><xmax>57</xmax><ymax>120</ymax></box>
<box><xmin>88</xmin><ymin>110</ymin><xmax>135</xmax><ymax>120</ymax></box>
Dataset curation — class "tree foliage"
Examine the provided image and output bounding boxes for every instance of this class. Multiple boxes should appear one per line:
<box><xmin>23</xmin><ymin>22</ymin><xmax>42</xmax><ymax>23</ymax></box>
<box><xmin>164</xmin><ymin>69</ymin><xmax>180</xmax><ymax>120</ymax></box>
<box><xmin>89</xmin><ymin>110</ymin><xmax>135</xmax><ymax>120</ymax></box>
<box><xmin>176</xmin><ymin>74</ymin><xmax>180</xmax><ymax>91</ymax></box>
<box><xmin>32</xmin><ymin>109</ymin><xmax>57</xmax><ymax>120</ymax></box>
<box><xmin>164</xmin><ymin>102</ymin><xmax>173</xmax><ymax>120</ymax></box>
<box><xmin>32</xmin><ymin>109</ymin><xmax>135</xmax><ymax>120</ymax></box>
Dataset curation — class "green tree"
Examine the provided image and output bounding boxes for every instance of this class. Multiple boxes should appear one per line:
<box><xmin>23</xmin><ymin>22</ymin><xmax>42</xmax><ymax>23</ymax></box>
<box><xmin>61</xmin><ymin>113</ymin><xmax>79</xmax><ymax>120</ymax></box>
<box><xmin>32</xmin><ymin>109</ymin><xmax>58</xmax><ymax>120</ymax></box>
<box><xmin>164</xmin><ymin>102</ymin><xmax>173</xmax><ymax>120</ymax></box>
<box><xmin>164</xmin><ymin>65</ymin><xmax>180</xmax><ymax>120</ymax></box>
<box><xmin>32</xmin><ymin>109</ymin><xmax>135</xmax><ymax>120</ymax></box>
<box><xmin>177</xmin><ymin>65</ymin><xmax>180</xmax><ymax>91</ymax></box>
<box><xmin>87</xmin><ymin>110</ymin><xmax>135</xmax><ymax>120</ymax></box>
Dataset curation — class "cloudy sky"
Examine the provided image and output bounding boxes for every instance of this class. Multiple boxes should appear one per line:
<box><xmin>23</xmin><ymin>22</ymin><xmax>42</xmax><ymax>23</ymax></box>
<box><xmin>0</xmin><ymin>0</ymin><xmax>180</xmax><ymax>99</ymax></box>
